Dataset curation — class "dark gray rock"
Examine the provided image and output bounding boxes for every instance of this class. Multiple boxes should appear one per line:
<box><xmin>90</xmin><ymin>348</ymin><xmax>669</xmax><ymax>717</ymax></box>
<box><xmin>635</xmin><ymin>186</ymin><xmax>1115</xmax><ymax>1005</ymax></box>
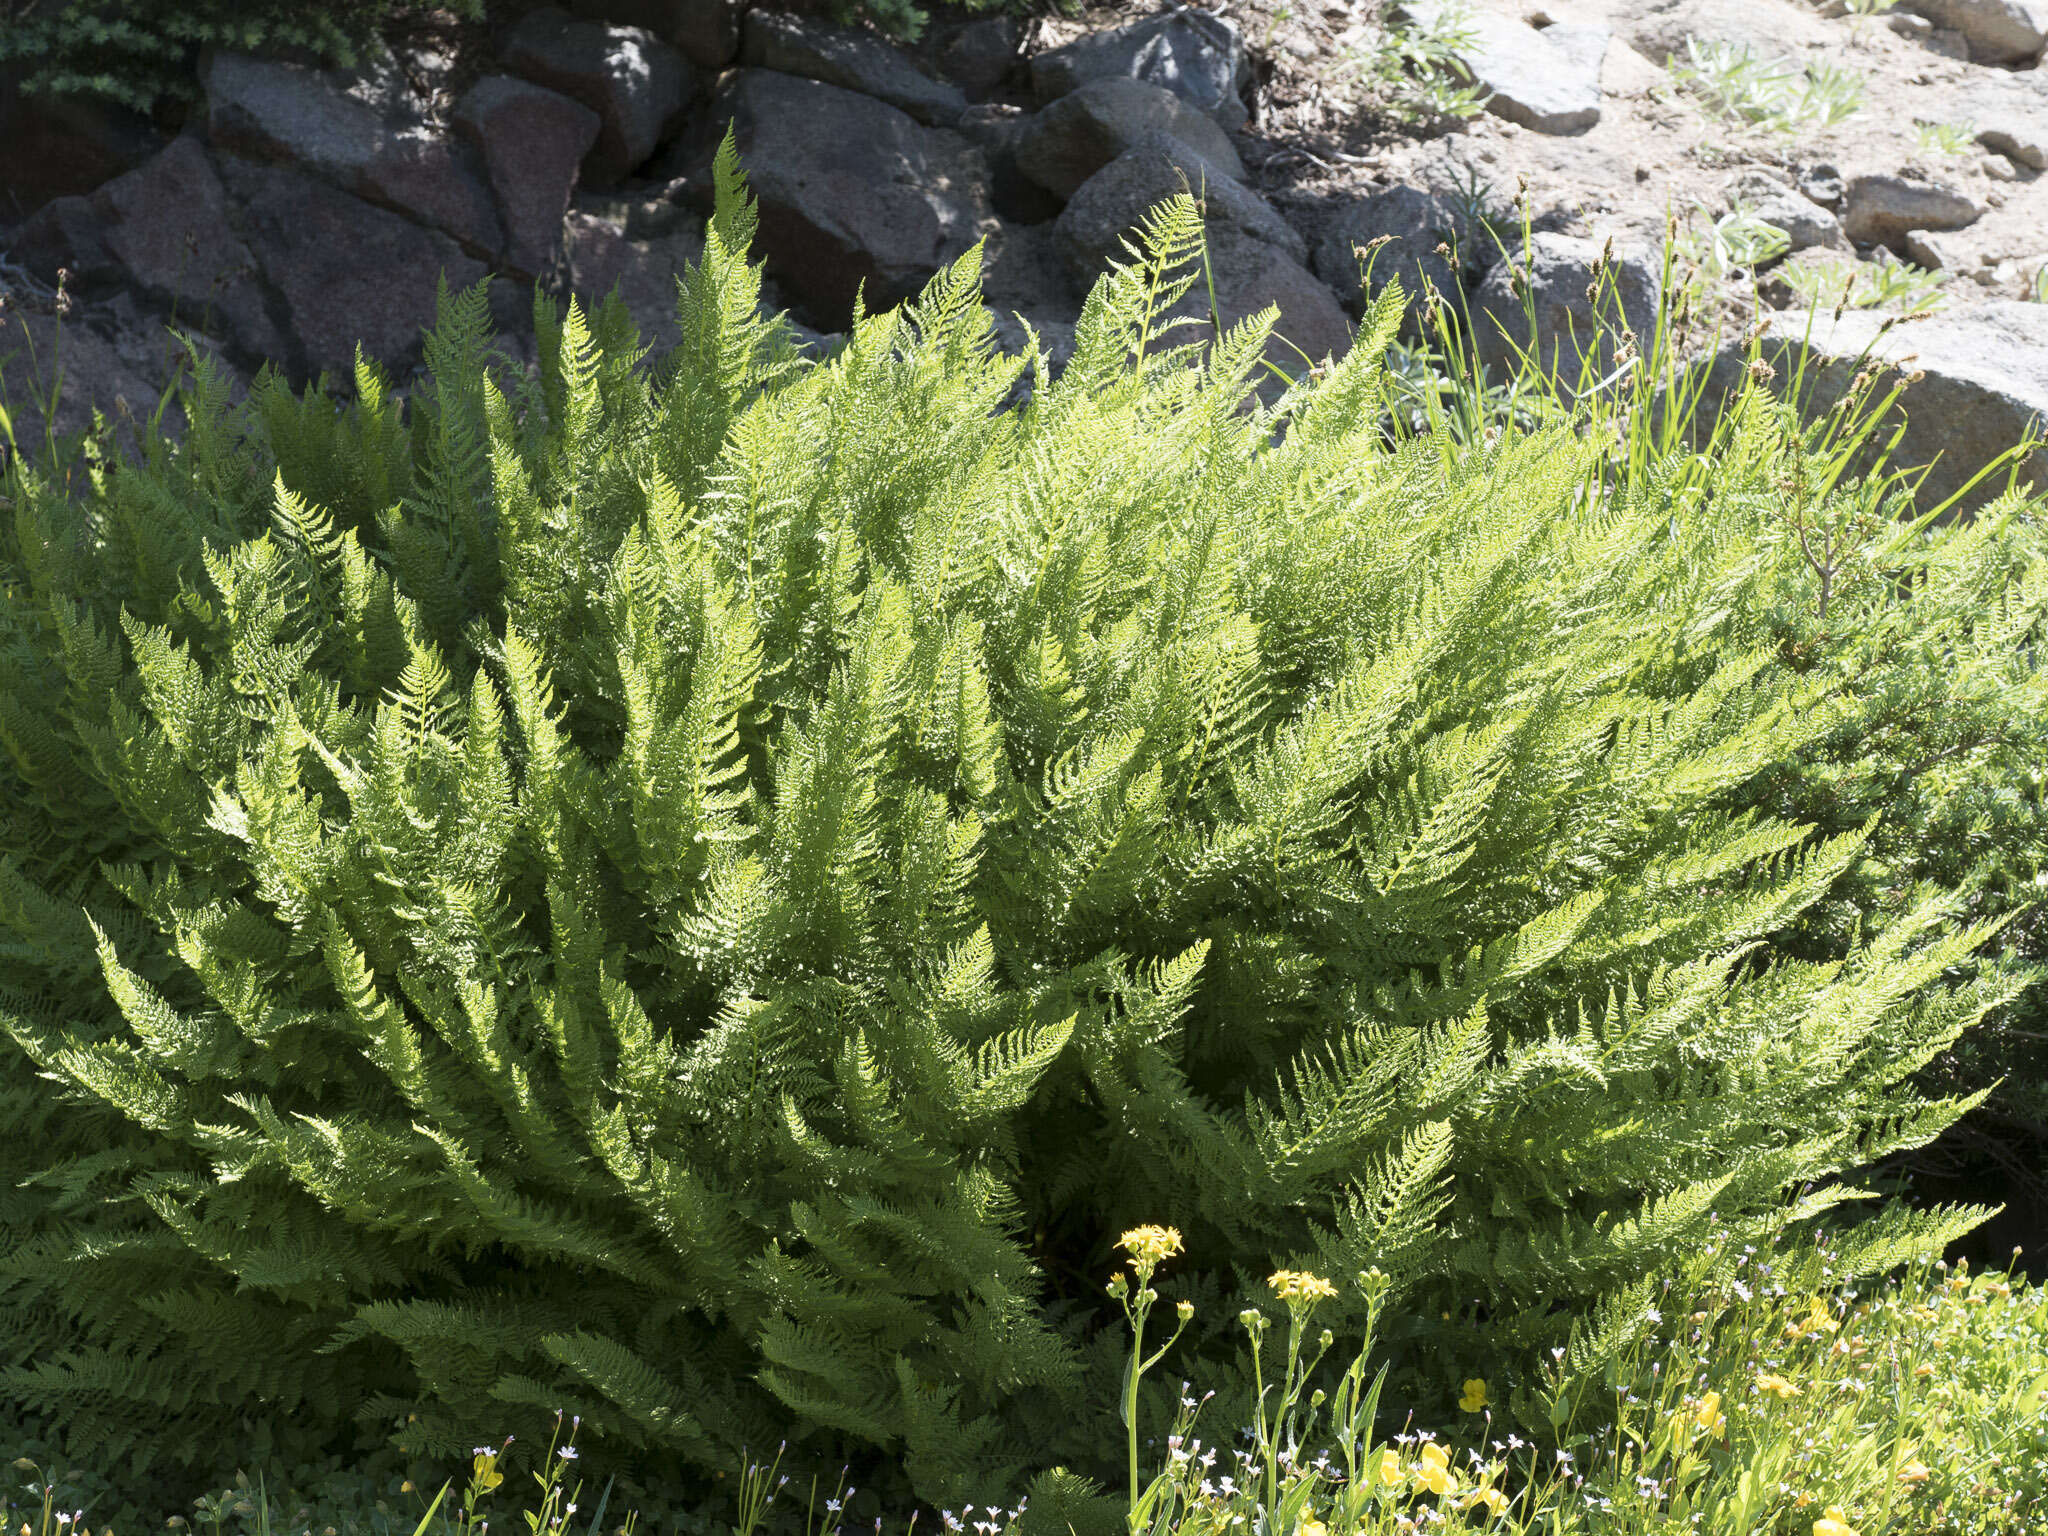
<box><xmin>1030</xmin><ymin>10</ymin><xmax>1250</xmax><ymax>131</ymax></box>
<box><xmin>683</xmin><ymin>70</ymin><xmax>993</xmax><ymax>328</ymax></box>
<box><xmin>1311</xmin><ymin>185</ymin><xmax>1467</xmax><ymax>325</ymax></box>
<box><xmin>740</xmin><ymin>11</ymin><xmax>967</xmax><ymax>126</ymax></box>
<box><xmin>14</xmin><ymin>139</ymin><xmax>284</xmax><ymax>366</ymax></box>
<box><xmin>1471</xmin><ymin>232</ymin><xmax>1660</xmax><ymax>386</ymax></box>
<box><xmin>1192</xmin><ymin>225</ymin><xmax>1355</xmax><ymax>376</ymax></box>
<box><xmin>201</xmin><ymin>51</ymin><xmax>505</xmax><ymax>261</ymax></box>
<box><xmin>937</xmin><ymin>18</ymin><xmax>1025</xmax><ymax>99</ymax></box>
<box><xmin>564</xmin><ymin>0</ymin><xmax>739</xmax><ymax>70</ymax></box>
<box><xmin>0</xmin><ymin>80</ymin><xmax>164</xmax><ymax>221</ymax></box>
<box><xmin>1014</xmin><ymin>78</ymin><xmax>1245</xmax><ymax>203</ymax></box>
<box><xmin>1797</xmin><ymin>162</ymin><xmax>1845</xmax><ymax>210</ymax></box>
<box><xmin>454</xmin><ymin>75</ymin><xmax>603</xmax><ymax>279</ymax></box>
<box><xmin>1704</xmin><ymin>302</ymin><xmax>2048</xmax><ymax>514</ymax></box>
<box><xmin>1840</xmin><ymin>174</ymin><xmax>1983</xmax><ymax>252</ymax></box>
<box><xmin>502</xmin><ymin>8</ymin><xmax>692</xmax><ymax>187</ymax></box>
<box><xmin>1054</xmin><ymin>133</ymin><xmax>1303</xmax><ymax>282</ymax></box>
<box><xmin>218</xmin><ymin>156</ymin><xmax>488</xmax><ymax>382</ymax></box>
<box><xmin>0</xmin><ymin>292</ymin><xmax>248</xmax><ymax>469</ymax></box>
<box><xmin>956</xmin><ymin>104</ymin><xmax>1066</xmax><ymax>224</ymax></box>
<box><xmin>1899</xmin><ymin>0</ymin><xmax>2048</xmax><ymax>63</ymax></box>
<box><xmin>565</xmin><ymin>201</ymin><xmax>705</xmax><ymax>352</ymax></box>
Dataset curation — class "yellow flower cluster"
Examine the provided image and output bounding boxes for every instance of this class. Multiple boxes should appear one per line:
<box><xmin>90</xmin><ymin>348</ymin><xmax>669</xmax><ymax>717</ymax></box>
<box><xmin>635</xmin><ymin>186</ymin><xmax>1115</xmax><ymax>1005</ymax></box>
<box><xmin>1812</xmin><ymin>1506</ymin><xmax>1859</xmax><ymax>1536</ymax></box>
<box><xmin>1756</xmin><ymin>1371</ymin><xmax>1802</xmax><ymax>1400</ymax></box>
<box><xmin>1268</xmin><ymin>1269</ymin><xmax>1338</xmax><ymax>1304</ymax></box>
<box><xmin>1119</xmin><ymin>1226</ymin><xmax>1184</xmax><ymax>1267</ymax></box>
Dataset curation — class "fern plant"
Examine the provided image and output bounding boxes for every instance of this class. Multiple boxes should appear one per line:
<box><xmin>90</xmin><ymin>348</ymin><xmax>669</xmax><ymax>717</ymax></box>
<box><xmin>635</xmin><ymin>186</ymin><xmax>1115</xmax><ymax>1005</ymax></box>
<box><xmin>0</xmin><ymin>142</ymin><xmax>2028</xmax><ymax>1507</ymax></box>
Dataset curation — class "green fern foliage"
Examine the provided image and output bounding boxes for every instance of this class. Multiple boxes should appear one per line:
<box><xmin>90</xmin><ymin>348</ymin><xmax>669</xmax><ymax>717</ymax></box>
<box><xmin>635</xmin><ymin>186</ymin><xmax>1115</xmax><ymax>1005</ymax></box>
<box><xmin>0</xmin><ymin>147</ymin><xmax>2028</xmax><ymax>1502</ymax></box>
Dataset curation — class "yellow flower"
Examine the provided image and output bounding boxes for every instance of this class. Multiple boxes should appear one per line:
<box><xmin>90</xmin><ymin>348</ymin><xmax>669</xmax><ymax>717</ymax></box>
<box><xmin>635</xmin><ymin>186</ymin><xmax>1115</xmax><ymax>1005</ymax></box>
<box><xmin>1374</xmin><ymin>1449</ymin><xmax>1404</xmax><ymax>1487</ymax></box>
<box><xmin>1693</xmin><ymin>1390</ymin><xmax>1726</xmax><ymax>1437</ymax></box>
<box><xmin>1119</xmin><ymin>1227</ymin><xmax>1183</xmax><ymax>1267</ymax></box>
<box><xmin>1463</xmin><ymin>1488</ymin><xmax>1509</xmax><ymax>1519</ymax></box>
<box><xmin>1268</xmin><ymin>1269</ymin><xmax>1338</xmax><ymax>1305</ymax></box>
<box><xmin>1896</xmin><ymin>1459</ymin><xmax>1931</xmax><ymax>1487</ymax></box>
<box><xmin>470</xmin><ymin>1453</ymin><xmax>504</xmax><ymax>1494</ymax></box>
<box><xmin>1812</xmin><ymin>1506</ymin><xmax>1859</xmax><ymax>1536</ymax></box>
<box><xmin>1459</xmin><ymin>1378</ymin><xmax>1488</xmax><ymax>1413</ymax></box>
<box><xmin>1300</xmin><ymin>1520</ymin><xmax>1327</xmax><ymax>1536</ymax></box>
<box><xmin>1912</xmin><ymin>1361</ymin><xmax>1935</xmax><ymax>1379</ymax></box>
<box><xmin>1756</xmin><ymin>1372</ymin><xmax>1802</xmax><ymax>1400</ymax></box>
<box><xmin>1415</xmin><ymin>1442</ymin><xmax>1456</xmax><ymax>1496</ymax></box>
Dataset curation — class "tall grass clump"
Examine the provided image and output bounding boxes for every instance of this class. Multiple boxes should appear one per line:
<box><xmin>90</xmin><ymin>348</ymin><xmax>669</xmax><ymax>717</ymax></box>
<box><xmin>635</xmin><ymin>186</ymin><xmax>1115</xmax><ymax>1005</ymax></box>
<box><xmin>0</xmin><ymin>140</ymin><xmax>2039</xmax><ymax>1510</ymax></box>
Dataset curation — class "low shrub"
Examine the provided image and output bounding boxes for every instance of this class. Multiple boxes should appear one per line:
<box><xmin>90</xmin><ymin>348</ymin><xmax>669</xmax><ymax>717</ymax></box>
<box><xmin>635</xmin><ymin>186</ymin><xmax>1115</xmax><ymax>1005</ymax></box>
<box><xmin>0</xmin><ymin>146</ymin><xmax>2035</xmax><ymax>1508</ymax></box>
<box><xmin>0</xmin><ymin>0</ymin><xmax>482</xmax><ymax>115</ymax></box>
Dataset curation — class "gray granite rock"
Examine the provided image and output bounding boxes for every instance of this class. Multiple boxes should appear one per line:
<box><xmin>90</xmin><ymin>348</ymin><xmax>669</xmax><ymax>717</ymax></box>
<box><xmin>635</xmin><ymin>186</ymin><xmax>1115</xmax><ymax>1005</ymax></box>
<box><xmin>12</xmin><ymin>139</ymin><xmax>285</xmax><ymax>366</ymax></box>
<box><xmin>502</xmin><ymin>8</ymin><xmax>693</xmax><ymax>187</ymax></box>
<box><xmin>218</xmin><ymin>156</ymin><xmax>489</xmax><ymax>381</ymax></box>
<box><xmin>1900</xmin><ymin>0</ymin><xmax>2048</xmax><ymax>63</ymax></box>
<box><xmin>739</xmin><ymin>11</ymin><xmax>967</xmax><ymax>126</ymax></box>
<box><xmin>1840</xmin><ymin>174</ymin><xmax>1983</xmax><ymax>251</ymax></box>
<box><xmin>1030</xmin><ymin>10</ymin><xmax>1251</xmax><ymax>130</ymax></box>
<box><xmin>564</xmin><ymin>201</ymin><xmax>705</xmax><ymax>352</ymax></box>
<box><xmin>1705</xmin><ymin>301</ymin><xmax>2048</xmax><ymax>513</ymax></box>
<box><xmin>1053</xmin><ymin>133</ymin><xmax>1305</xmax><ymax>281</ymax></box>
<box><xmin>1400</xmin><ymin>4</ymin><xmax>1605</xmax><ymax>134</ymax></box>
<box><xmin>202</xmin><ymin>51</ymin><xmax>504</xmax><ymax>260</ymax></box>
<box><xmin>454</xmin><ymin>75</ymin><xmax>603</xmax><ymax>279</ymax></box>
<box><xmin>1014</xmin><ymin>78</ymin><xmax>1245</xmax><ymax>202</ymax></box>
<box><xmin>1312</xmin><ymin>184</ymin><xmax>1469</xmax><ymax>325</ymax></box>
<box><xmin>1728</xmin><ymin>170</ymin><xmax>1844</xmax><ymax>253</ymax></box>
<box><xmin>937</xmin><ymin>18</ymin><xmax>1025</xmax><ymax>98</ymax></box>
<box><xmin>1472</xmin><ymin>231</ymin><xmax>1660</xmax><ymax>386</ymax></box>
<box><xmin>682</xmin><ymin>70</ymin><xmax>993</xmax><ymax>328</ymax></box>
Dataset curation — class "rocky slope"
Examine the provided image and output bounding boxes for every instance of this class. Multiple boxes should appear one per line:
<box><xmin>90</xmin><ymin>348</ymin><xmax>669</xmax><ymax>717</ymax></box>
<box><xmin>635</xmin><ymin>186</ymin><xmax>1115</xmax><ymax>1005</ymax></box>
<box><xmin>1</xmin><ymin>0</ymin><xmax>2045</xmax><ymax>508</ymax></box>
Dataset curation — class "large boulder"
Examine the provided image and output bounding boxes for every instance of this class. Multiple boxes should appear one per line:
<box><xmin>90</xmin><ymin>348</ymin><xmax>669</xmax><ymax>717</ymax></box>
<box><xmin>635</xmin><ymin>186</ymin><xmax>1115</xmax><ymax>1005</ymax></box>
<box><xmin>11</xmin><ymin>138</ymin><xmax>286</xmax><ymax>367</ymax></box>
<box><xmin>1311</xmin><ymin>185</ymin><xmax>1468</xmax><ymax>326</ymax></box>
<box><xmin>1190</xmin><ymin>226</ymin><xmax>1356</xmax><ymax>377</ymax></box>
<box><xmin>1840</xmin><ymin>174</ymin><xmax>1982</xmax><ymax>252</ymax></box>
<box><xmin>564</xmin><ymin>0</ymin><xmax>739</xmax><ymax>70</ymax></box>
<box><xmin>453</xmin><ymin>75</ymin><xmax>603</xmax><ymax>279</ymax></box>
<box><xmin>681</xmin><ymin>71</ymin><xmax>993</xmax><ymax>328</ymax></box>
<box><xmin>1054</xmin><ymin>143</ymin><xmax>1350</xmax><ymax>378</ymax></box>
<box><xmin>216</xmin><ymin>157</ymin><xmax>488</xmax><ymax>382</ymax></box>
<box><xmin>1014</xmin><ymin>78</ymin><xmax>1245</xmax><ymax>202</ymax></box>
<box><xmin>739</xmin><ymin>11</ymin><xmax>967</xmax><ymax>126</ymax></box>
<box><xmin>1705</xmin><ymin>303</ymin><xmax>2048</xmax><ymax>514</ymax></box>
<box><xmin>201</xmin><ymin>51</ymin><xmax>504</xmax><ymax>262</ymax></box>
<box><xmin>1053</xmin><ymin>133</ymin><xmax>1303</xmax><ymax>276</ymax></box>
<box><xmin>0</xmin><ymin>80</ymin><xmax>163</xmax><ymax>221</ymax></box>
<box><xmin>502</xmin><ymin>8</ymin><xmax>692</xmax><ymax>187</ymax></box>
<box><xmin>1030</xmin><ymin>11</ymin><xmax>1251</xmax><ymax>130</ymax></box>
<box><xmin>1471</xmin><ymin>232</ymin><xmax>1660</xmax><ymax>385</ymax></box>
<box><xmin>1900</xmin><ymin>0</ymin><xmax>2048</xmax><ymax>63</ymax></box>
